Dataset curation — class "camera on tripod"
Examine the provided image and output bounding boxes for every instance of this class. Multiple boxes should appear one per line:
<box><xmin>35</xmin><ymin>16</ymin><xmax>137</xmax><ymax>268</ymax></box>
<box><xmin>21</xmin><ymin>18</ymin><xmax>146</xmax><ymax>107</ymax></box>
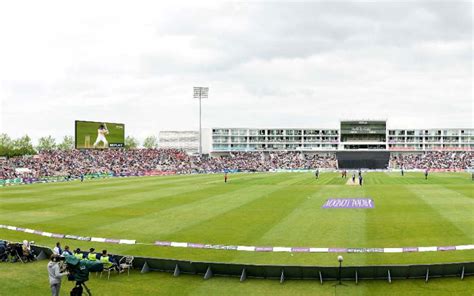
<box><xmin>63</xmin><ymin>254</ymin><xmax>104</xmax><ymax>296</ymax></box>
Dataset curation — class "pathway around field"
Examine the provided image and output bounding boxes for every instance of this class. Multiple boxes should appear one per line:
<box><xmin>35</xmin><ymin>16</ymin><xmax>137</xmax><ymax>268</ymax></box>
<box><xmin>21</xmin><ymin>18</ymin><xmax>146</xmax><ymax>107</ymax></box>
<box><xmin>1</xmin><ymin>223</ymin><xmax>473</xmax><ymax>253</ymax></box>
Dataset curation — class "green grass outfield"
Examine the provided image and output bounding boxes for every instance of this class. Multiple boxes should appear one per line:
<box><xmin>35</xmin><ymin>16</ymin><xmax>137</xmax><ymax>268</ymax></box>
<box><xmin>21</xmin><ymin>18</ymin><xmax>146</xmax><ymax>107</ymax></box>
<box><xmin>0</xmin><ymin>172</ymin><xmax>473</xmax><ymax>294</ymax></box>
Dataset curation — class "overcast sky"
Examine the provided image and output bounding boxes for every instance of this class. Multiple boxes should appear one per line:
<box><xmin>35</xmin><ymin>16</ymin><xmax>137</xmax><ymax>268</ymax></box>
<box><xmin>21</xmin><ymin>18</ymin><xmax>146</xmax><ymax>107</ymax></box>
<box><xmin>0</xmin><ymin>1</ymin><xmax>472</xmax><ymax>143</ymax></box>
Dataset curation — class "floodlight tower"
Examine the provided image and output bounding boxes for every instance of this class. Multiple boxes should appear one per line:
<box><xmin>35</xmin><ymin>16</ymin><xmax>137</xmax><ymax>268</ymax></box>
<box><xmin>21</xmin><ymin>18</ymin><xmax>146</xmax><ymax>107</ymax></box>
<box><xmin>193</xmin><ymin>87</ymin><xmax>209</xmax><ymax>155</ymax></box>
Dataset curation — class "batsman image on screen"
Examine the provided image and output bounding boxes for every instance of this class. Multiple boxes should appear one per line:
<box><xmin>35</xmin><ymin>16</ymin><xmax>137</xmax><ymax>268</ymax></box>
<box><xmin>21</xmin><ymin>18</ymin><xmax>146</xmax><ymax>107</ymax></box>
<box><xmin>75</xmin><ymin>121</ymin><xmax>125</xmax><ymax>149</ymax></box>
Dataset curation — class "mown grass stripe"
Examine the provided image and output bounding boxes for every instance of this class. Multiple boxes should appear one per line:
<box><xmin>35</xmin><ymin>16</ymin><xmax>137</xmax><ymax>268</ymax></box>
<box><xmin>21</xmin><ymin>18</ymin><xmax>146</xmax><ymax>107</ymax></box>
<box><xmin>0</xmin><ymin>183</ymin><xmax>218</xmax><ymax>223</ymax></box>
<box><xmin>163</xmin><ymin>173</ymin><xmax>314</xmax><ymax>244</ymax></box>
<box><xmin>406</xmin><ymin>185</ymin><xmax>474</xmax><ymax>241</ymax></box>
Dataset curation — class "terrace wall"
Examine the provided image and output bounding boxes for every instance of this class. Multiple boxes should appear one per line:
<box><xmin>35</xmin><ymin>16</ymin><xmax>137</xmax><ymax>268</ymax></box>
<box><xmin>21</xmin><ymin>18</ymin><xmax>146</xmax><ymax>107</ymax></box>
<box><xmin>28</xmin><ymin>245</ymin><xmax>472</xmax><ymax>283</ymax></box>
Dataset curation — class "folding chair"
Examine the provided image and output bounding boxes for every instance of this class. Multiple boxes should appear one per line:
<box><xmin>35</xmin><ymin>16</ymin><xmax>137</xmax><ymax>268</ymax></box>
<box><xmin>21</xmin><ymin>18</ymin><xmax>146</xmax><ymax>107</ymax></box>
<box><xmin>119</xmin><ymin>256</ymin><xmax>134</xmax><ymax>276</ymax></box>
<box><xmin>100</xmin><ymin>265</ymin><xmax>116</xmax><ymax>280</ymax></box>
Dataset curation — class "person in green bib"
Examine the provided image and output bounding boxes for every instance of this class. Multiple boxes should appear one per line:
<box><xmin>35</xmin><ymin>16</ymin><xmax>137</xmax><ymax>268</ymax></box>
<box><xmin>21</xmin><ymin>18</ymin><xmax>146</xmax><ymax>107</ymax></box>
<box><xmin>73</xmin><ymin>248</ymin><xmax>83</xmax><ymax>260</ymax></box>
<box><xmin>100</xmin><ymin>250</ymin><xmax>113</xmax><ymax>269</ymax></box>
<box><xmin>100</xmin><ymin>249</ymin><xmax>122</xmax><ymax>272</ymax></box>
<box><xmin>87</xmin><ymin>248</ymin><xmax>97</xmax><ymax>261</ymax></box>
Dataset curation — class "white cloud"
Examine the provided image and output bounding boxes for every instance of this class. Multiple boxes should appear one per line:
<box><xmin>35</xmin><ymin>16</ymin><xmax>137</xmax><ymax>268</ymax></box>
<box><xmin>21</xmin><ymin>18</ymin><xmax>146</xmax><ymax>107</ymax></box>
<box><xmin>0</xmin><ymin>1</ymin><xmax>472</xmax><ymax>143</ymax></box>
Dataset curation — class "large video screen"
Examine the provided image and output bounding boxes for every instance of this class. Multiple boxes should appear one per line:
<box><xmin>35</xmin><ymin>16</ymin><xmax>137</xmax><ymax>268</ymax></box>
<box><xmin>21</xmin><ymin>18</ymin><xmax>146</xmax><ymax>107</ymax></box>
<box><xmin>340</xmin><ymin>121</ymin><xmax>386</xmax><ymax>135</ymax></box>
<box><xmin>75</xmin><ymin>120</ymin><xmax>125</xmax><ymax>149</ymax></box>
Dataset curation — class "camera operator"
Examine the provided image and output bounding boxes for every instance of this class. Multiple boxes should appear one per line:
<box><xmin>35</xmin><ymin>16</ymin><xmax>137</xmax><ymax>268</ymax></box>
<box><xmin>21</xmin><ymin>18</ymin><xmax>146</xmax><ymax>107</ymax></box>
<box><xmin>47</xmin><ymin>254</ymin><xmax>68</xmax><ymax>296</ymax></box>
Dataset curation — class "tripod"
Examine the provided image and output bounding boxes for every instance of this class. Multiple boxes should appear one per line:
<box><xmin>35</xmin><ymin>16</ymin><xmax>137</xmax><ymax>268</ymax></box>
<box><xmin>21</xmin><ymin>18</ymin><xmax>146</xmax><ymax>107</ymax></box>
<box><xmin>333</xmin><ymin>261</ymin><xmax>347</xmax><ymax>287</ymax></box>
<box><xmin>72</xmin><ymin>282</ymin><xmax>92</xmax><ymax>296</ymax></box>
<box><xmin>82</xmin><ymin>283</ymin><xmax>92</xmax><ymax>296</ymax></box>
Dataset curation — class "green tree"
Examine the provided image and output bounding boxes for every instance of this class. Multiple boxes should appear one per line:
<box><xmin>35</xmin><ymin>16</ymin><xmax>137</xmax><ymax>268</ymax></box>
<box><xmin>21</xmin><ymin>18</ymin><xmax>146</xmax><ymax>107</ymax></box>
<box><xmin>36</xmin><ymin>135</ymin><xmax>56</xmax><ymax>151</ymax></box>
<box><xmin>0</xmin><ymin>133</ymin><xmax>13</xmax><ymax>156</ymax></box>
<box><xmin>11</xmin><ymin>135</ymin><xmax>36</xmax><ymax>157</ymax></box>
<box><xmin>57</xmin><ymin>135</ymin><xmax>75</xmax><ymax>150</ymax></box>
<box><xmin>143</xmin><ymin>136</ymin><xmax>158</xmax><ymax>149</ymax></box>
<box><xmin>0</xmin><ymin>134</ymin><xmax>36</xmax><ymax>157</ymax></box>
<box><xmin>125</xmin><ymin>136</ymin><xmax>139</xmax><ymax>149</ymax></box>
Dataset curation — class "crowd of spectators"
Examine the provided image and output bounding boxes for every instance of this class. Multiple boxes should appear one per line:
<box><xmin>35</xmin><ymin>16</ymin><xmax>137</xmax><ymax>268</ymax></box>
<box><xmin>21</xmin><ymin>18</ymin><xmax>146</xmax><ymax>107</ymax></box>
<box><xmin>389</xmin><ymin>151</ymin><xmax>472</xmax><ymax>170</ymax></box>
<box><xmin>0</xmin><ymin>149</ymin><xmax>337</xmax><ymax>179</ymax></box>
<box><xmin>191</xmin><ymin>152</ymin><xmax>337</xmax><ymax>173</ymax></box>
<box><xmin>1</xmin><ymin>149</ymin><xmax>472</xmax><ymax>180</ymax></box>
